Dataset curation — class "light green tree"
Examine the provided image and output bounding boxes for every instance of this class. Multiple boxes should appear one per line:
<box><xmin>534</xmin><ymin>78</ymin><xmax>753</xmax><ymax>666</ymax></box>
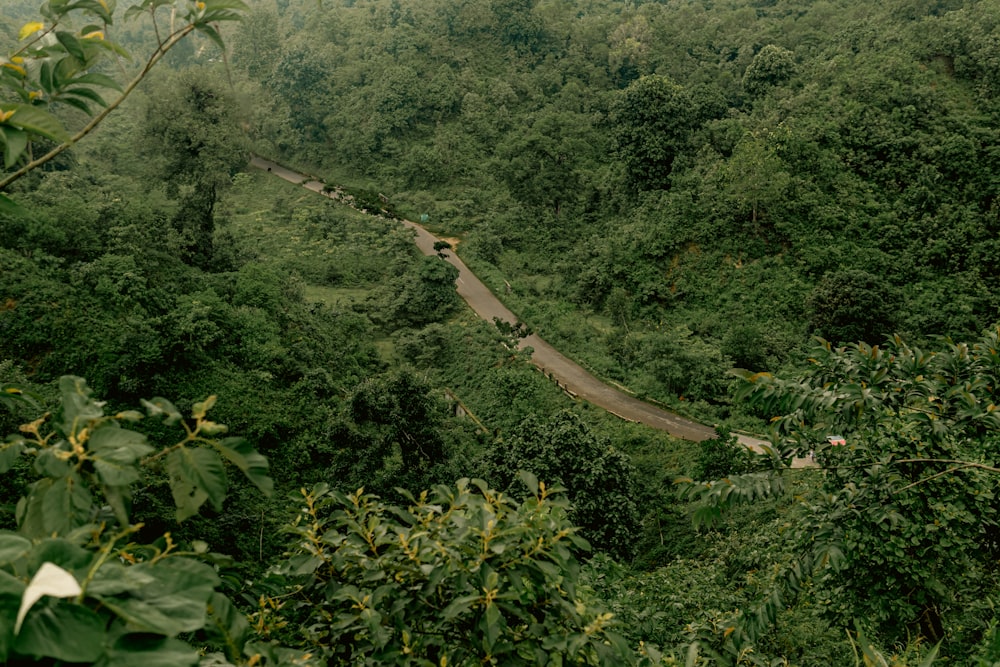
<box><xmin>742</xmin><ymin>44</ymin><xmax>796</xmax><ymax>97</ymax></box>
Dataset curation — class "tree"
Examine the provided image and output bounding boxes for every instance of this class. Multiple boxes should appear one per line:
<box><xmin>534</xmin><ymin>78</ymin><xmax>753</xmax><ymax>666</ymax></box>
<box><xmin>742</xmin><ymin>44</ymin><xmax>796</xmax><ymax>97</ymax></box>
<box><xmin>0</xmin><ymin>0</ymin><xmax>247</xmax><ymax>211</ymax></box>
<box><xmin>141</xmin><ymin>68</ymin><xmax>249</xmax><ymax>269</ymax></box>
<box><xmin>496</xmin><ymin>107</ymin><xmax>599</xmax><ymax>217</ymax></box>
<box><xmin>481</xmin><ymin>411</ymin><xmax>641</xmax><ymax>560</ymax></box>
<box><xmin>376</xmin><ymin>255</ymin><xmax>461</xmax><ymax>329</ymax></box>
<box><xmin>230</xmin><ymin>5</ymin><xmax>282</xmax><ymax>80</ymax></box>
<box><xmin>264</xmin><ymin>476</ymin><xmax>657</xmax><ymax>665</ymax></box>
<box><xmin>688</xmin><ymin>331</ymin><xmax>1000</xmax><ymax>660</ymax></box>
<box><xmin>348</xmin><ymin>368</ymin><xmax>449</xmax><ymax>489</ymax></box>
<box><xmin>711</xmin><ymin>126</ymin><xmax>792</xmax><ymax>234</ymax></box>
<box><xmin>608</xmin><ymin>14</ymin><xmax>653</xmax><ymax>86</ymax></box>
<box><xmin>806</xmin><ymin>269</ymin><xmax>899</xmax><ymax>345</ymax></box>
<box><xmin>610</xmin><ymin>74</ymin><xmax>695</xmax><ymax>190</ymax></box>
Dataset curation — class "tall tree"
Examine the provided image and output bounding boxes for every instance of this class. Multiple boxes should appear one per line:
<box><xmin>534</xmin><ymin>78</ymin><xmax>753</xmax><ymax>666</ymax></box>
<box><xmin>140</xmin><ymin>68</ymin><xmax>248</xmax><ymax>269</ymax></box>
<box><xmin>482</xmin><ymin>410</ymin><xmax>640</xmax><ymax>560</ymax></box>
<box><xmin>610</xmin><ymin>74</ymin><xmax>695</xmax><ymax>190</ymax></box>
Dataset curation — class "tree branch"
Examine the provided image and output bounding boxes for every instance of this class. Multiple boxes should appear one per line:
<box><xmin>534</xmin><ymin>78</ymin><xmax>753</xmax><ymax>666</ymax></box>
<box><xmin>892</xmin><ymin>464</ymin><xmax>976</xmax><ymax>494</ymax></box>
<box><xmin>0</xmin><ymin>22</ymin><xmax>197</xmax><ymax>192</ymax></box>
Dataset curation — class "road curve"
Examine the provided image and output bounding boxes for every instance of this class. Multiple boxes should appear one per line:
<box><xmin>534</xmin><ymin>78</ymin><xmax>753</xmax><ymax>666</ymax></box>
<box><xmin>249</xmin><ymin>156</ymin><xmax>770</xmax><ymax>450</ymax></box>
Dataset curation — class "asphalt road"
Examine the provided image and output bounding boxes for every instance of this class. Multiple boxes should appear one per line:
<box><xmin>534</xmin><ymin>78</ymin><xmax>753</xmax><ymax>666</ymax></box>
<box><xmin>250</xmin><ymin>156</ymin><xmax>777</xmax><ymax>452</ymax></box>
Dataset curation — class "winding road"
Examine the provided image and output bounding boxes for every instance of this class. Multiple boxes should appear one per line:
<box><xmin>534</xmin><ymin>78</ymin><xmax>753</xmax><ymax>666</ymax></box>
<box><xmin>250</xmin><ymin>156</ymin><xmax>773</xmax><ymax>452</ymax></box>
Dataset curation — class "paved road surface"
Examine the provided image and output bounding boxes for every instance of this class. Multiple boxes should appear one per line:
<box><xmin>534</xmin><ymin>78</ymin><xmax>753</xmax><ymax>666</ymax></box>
<box><xmin>250</xmin><ymin>156</ymin><xmax>778</xmax><ymax>453</ymax></box>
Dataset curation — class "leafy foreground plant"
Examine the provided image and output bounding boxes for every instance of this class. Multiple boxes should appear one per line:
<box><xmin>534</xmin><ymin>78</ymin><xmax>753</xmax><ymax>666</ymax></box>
<box><xmin>0</xmin><ymin>376</ymin><xmax>310</xmax><ymax>665</ymax></box>
<box><xmin>1</xmin><ymin>0</ymin><xmax>247</xmax><ymax>210</ymax></box>
<box><xmin>263</xmin><ymin>474</ymin><xmax>666</xmax><ymax>666</ymax></box>
<box><xmin>682</xmin><ymin>331</ymin><xmax>1000</xmax><ymax>662</ymax></box>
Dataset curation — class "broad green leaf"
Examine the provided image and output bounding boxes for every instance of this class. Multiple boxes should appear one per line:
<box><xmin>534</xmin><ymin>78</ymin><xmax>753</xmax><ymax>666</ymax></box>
<box><xmin>480</xmin><ymin>602</ymin><xmax>503</xmax><ymax>653</ymax></box>
<box><xmin>89</xmin><ymin>426</ymin><xmax>153</xmax><ymax>460</ymax></box>
<box><xmin>15</xmin><ymin>562</ymin><xmax>81</xmax><ymax>633</ymax></box>
<box><xmin>89</xmin><ymin>426</ymin><xmax>153</xmax><ymax>486</ymax></box>
<box><xmin>65</xmin><ymin>86</ymin><xmax>108</xmax><ymax>107</ymax></box>
<box><xmin>204</xmin><ymin>591</ymin><xmax>250</xmax><ymax>662</ymax></box>
<box><xmin>142</xmin><ymin>397</ymin><xmax>182</xmax><ymax>424</ymax></box>
<box><xmin>58</xmin><ymin>376</ymin><xmax>104</xmax><ymax>437</ymax></box>
<box><xmin>0</xmin><ymin>534</ymin><xmax>31</xmax><ymax>566</ymax></box>
<box><xmin>39</xmin><ymin>60</ymin><xmax>55</xmax><ymax>94</ymax></box>
<box><xmin>122</xmin><ymin>5</ymin><xmax>146</xmax><ymax>22</ymax></box>
<box><xmin>54</xmin><ymin>0</ymin><xmax>122</xmax><ymax>19</ymax></box>
<box><xmin>166</xmin><ymin>447</ymin><xmax>227</xmax><ymax>521</ymax></box>
<box><xmin>72</xmin><ymin>71</ymin><xmax>123</xmax><ymax>92</ymax></box>
<box><xmin>62</xmin><ymin>0</ymin><xmax>115</xmax><ymax>23</ymax></box>
<box><xmin>98</xmin><ymin>559</ymin><xmax>218</xmax><ymax>636</ymax></box>
<box><xmin>33</xmin><ymin>447</ymin><xmax>71</xmax><ymax>478</ymax></box>
<box><xmin>165</xmin><ymin>477</ymin><xmax>207</xmax><ymax>523</ymax></box>
<box><xmin>194</xmin><ymin>22</ymin><xmax>226</xmax><ymax>51</ymax></box>
<box><xmin>517</xmin><ymin>470</ymin><xmax>539</xmax><ymax>496</ymax></box>
<box><xmin>29</xmin><ymin>538</ymin><xmax>94</xmax><ymax>573</ymax></box>
<box><xmin>203</xmin><ymin>0</ymin><xmax>249</xmax><ymax>11</ymax></box>
<box><xmin>55</xmin><ymin>31</ymin><xmax>86</xmax><ymax>62</ymax></box>
<box><xmin>200</xmin><ymin>0</ymin><xmax>249</xmax><ymax>25</ymax></box>
<box><xmin>0</xmin><ymin>126</ymin><xmax>28</xmax><ymax>169</ymax></box>
<box><xmin>96</xmin><ymin>595</ymin><xmax>197</xmax><ymax>635</ymax></box>
<box><xmin>213</xmin><ymin>437</ymin><xmax>272</xmax><ymax>496</ymax></box>
<box><xmin>103</xmin><ymin>484</ymin><xmax>131</xmax><ymax>525</ymax></box>
<box><xmin>93</xmin><ymin>455</ymin><xmax>139</xmax><ymax>486</ymax></box>
<box><xmin>54</xmin><ymin>55</ymin><xmax>85</xmax><ymax>89</ymax></box>
<box><xmin>0</xmin><ymin>193</ymin><xmax>29</xmax><ymax>218</ymax></box>
<box><xmin>0</xmin><ymin>437</ymin><xmax>25</xmax><ymax>474</ymax></box>
<box><xmin>17</xmin><ymin>473</ymin><xmax>93</xmax><ymax>538</ymax></box>
<box><xmin>441</xmin><ymin>594</ymin><xmax>478</xmax><ymax>621</ymax></box>
<box><xmin>0</xmin><ymin>104</ymin><xmax>69</xmax><ymax>143</ymax></box>
<box><xmin>85</xmin><ymin>562</ymin><xmax>155</xmax><ymax>596</ymax></box>
<box><xmin>14</xmin><ymin>602</ymin><xmax>104</xmax><ymax>662</ymax></box>
<box><xmin>96</xmin><ymin>634</ymin><xmax>199</xmax><ymax>667</ymax></box>
<box><xmin>0</xmin><ymin>570</ymin><xmax>26</xmax><ymax>597</ymax></box>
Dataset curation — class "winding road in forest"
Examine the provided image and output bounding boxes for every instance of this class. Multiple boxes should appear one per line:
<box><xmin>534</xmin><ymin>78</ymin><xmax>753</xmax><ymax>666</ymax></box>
<box><xmin>250</xmin><ymin>156</ymin><xmax>775</xmax><ymax>453</ymax></box>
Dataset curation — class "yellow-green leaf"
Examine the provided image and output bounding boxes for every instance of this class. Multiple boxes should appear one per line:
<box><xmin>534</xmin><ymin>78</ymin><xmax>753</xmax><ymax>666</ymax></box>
<box><xmin>18</xmin><ymin>22</ymin><xmax>44</xmax><ymax>40</ymax></box>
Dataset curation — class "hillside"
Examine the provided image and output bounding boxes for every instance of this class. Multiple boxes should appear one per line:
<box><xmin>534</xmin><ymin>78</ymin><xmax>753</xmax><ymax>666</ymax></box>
<box><xmin>1</xmin><ymin>0</ymin><xmax>999</xmax><ymax>664</ymax></box>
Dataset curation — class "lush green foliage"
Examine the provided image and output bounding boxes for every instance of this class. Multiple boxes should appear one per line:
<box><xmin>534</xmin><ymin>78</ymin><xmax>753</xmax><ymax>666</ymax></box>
<box><xmin>481</xmin><ymin>411</ymin><xmax>640</xmax><ymax>560</ymax></box>
<box><xmin>610</xmin><ymin>74</ymin><xmax>695</xmax><ymax>190</ymax></box>
<box><xmin>0</xmin><ymin>0</ymin><xmax>247</xmax><ymax>210</ymax></box>
<box><xmin>686</xmin><ymin>332</ymin><xmax>1000</xmax><ymax>661</ymax></box>
<box><xmin>7</xmin><ymin>0</ymin><xmax>1000</xmax><ymax>663</ymax></box>
<box><xmin>263</xmin><ymin>475</ymin><xmax>658</xmax><ymax>666</ymax></box>
<box><xmin>232</xmin><ymin>0</ymin><xmax>1000</xmax><ymax>424</ymax></box>
<box><xmin>0</xmin><ymin>377</ymin><xmax>308</xmax><ymax>666</ymax></box>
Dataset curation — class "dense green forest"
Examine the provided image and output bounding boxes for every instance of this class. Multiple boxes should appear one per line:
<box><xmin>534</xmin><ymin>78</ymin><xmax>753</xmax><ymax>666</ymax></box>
<box><xmin>1</xmin><ymin>0</ymin><xmax>1000</xmax><ymax>664</ymax></box>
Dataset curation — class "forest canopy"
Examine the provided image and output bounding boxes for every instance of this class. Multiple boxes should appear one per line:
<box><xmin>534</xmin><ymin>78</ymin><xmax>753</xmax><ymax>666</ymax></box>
<box><xmin>2</xmin><ymin>0</ymin><xmax>1000</xmax><ymax>664</ymax></box>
